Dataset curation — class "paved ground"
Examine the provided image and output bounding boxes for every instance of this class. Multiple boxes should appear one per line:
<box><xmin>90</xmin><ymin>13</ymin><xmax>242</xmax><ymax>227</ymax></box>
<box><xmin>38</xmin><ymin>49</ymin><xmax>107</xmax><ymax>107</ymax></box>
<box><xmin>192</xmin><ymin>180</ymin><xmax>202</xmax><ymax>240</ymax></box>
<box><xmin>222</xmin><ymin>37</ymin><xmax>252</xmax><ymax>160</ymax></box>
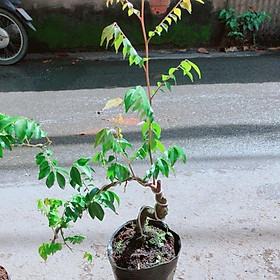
<box><xmin>0</xmin><ymin>52</ymin><xmax>280</xmax><ymax>279</ymax></box>
<box><xmin>0</xmin><ymin>50</ymin><xmax>280</xmax><ymax>92</ymax></box>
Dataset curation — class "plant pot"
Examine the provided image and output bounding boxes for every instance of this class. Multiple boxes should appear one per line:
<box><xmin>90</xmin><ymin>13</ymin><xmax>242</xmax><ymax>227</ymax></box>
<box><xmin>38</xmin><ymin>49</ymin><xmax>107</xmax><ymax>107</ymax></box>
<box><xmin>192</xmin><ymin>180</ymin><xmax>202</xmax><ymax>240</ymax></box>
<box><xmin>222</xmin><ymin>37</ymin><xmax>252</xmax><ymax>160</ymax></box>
<box><xmin>0</xmin><ymin>266</ymin><xmax>11</xmax><ymax>280</ymax></box>
<box><xmin>107</xmin><ymin>219</ymin><xmax>181</xmax><ymax>280</ymax></box>
<box><xmin>149</xmin><ymin>0</ymin><xmax>171</xmax><ymax>15</ymax></box>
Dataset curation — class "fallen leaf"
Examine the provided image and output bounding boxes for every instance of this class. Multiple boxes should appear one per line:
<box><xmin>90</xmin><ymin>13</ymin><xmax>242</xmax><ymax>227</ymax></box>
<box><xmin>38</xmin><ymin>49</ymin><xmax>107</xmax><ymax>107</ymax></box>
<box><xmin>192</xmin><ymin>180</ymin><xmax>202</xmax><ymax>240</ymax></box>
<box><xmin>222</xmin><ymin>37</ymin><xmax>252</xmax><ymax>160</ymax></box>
<box><xmin>197</xmin><ymin>47</ymin><xmax>209</xmax><ymax>54</ymax></box>
<box><xmin>78</xmin><ymin>127</ymin><xmax>104</xmax><ymax>136</ymax></box>
<box><xmin>103</xmin><ymin>115</ymin><xmax>140</xmax><ymax>126</ymax></box>
<box><xmin>42</xmin><ymin>59</ymin><xmax>52</xmax><ymax>63</ymax></box>
<box><xmin>225</xmin><ymin>46</ymin><xmax>238</xmax><ymax>53</ymax></box>
<box><xmin>54</xmin><ymin>52</ymin><xmax>69</xmax><ymax>57</ymax></box>
<box><xmin>72</xmin><ymin>58</ymin><xmax>82</xmax><ymax>63</ymax></box>
<box><xmin>103</xmin><ymin>97</ymin><xmax>123</xmax><ymax>110</ymax></box>
<box><xmin>255</xmin><ymin>49</ymin><xmax>266</xmax><ymax>53</ymax></box>
<box><xmin>268</xmin><ymin>46</ymin><xmax>280</xmax><ymax>51</ymax></box>
<box><xmin>243</xmin><ymin>46</ymin><xmax>249</xmax><ymax>51</ymax></box>
<box><xmin>158</xmin><ymin>49</ymin><xmax>171</xmax><ymax>54</ymax></box>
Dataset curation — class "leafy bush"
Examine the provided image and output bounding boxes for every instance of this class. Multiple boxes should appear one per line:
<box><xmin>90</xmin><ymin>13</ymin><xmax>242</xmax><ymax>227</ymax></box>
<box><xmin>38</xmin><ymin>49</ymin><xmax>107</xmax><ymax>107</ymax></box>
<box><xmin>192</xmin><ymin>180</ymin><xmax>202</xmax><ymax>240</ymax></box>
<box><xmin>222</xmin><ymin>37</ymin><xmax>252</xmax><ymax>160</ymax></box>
<box><xmin>219</xmin><ymin>7</ymin><xmax>270</xmax><ymax>45</ymax></box>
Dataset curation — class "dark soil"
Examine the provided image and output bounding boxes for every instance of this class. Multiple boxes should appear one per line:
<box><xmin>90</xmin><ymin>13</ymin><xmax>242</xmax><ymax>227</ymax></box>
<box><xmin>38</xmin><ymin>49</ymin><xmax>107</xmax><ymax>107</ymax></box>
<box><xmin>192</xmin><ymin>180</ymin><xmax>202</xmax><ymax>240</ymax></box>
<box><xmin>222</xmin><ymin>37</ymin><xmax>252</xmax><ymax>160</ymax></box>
<box><xmin>112</xmin><ymin>221</ymin><xmax>175</xmax><ymax>269</ymax></box>
<box><xmin>0</xmin><ymin>266</ymin><xmax>9</xmax><ymax>280</ymax></box>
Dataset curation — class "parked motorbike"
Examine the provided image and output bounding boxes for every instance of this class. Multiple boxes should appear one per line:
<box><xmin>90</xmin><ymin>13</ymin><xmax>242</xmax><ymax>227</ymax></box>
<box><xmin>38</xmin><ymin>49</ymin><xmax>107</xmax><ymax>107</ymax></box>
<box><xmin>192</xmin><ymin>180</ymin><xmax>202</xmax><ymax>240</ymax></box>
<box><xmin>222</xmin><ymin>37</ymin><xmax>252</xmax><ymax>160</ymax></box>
<box><xmin>0</xmin><ymin>0</ymin><xmax>35</xmax><ymax>65</ymax></box>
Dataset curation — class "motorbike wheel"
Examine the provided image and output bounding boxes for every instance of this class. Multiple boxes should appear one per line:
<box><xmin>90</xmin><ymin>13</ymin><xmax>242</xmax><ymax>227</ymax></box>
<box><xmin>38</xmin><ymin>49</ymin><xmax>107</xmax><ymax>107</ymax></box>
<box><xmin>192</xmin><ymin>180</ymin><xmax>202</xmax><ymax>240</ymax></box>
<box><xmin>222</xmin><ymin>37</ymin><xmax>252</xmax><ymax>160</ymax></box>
<box><xmin>0</xmin><ymin>8</ymin><xmax>28</xmax><ymax>65</ymax></box>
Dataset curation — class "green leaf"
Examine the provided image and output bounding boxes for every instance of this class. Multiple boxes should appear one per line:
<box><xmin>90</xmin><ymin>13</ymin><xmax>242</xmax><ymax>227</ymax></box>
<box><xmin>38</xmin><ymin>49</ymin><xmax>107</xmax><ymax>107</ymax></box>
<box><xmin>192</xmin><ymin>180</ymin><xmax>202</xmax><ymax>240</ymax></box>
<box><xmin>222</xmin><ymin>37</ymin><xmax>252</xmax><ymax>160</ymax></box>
<box><xmin>94</xmin><ymin>129</ymin><xmax>107</xmax><ymax>148</ymax></box>
<box><xmin>56</xmin><ymin>172</ymin><xmax>66</xmax><ymax>189</ymax></box>
<box><xmin>100</xmin><ymin>23</ymin><xmax>115</xmax><ymax>48</ymax></box>
<box><xmin>155</xmin><ymin>140</ymin><xmax>165</xmax><ymax>153</ymax></box>
<box><xmin>76</xmin><ymin>158</ymin><xmax>91</xmax><ymax>166</ymax></box>
<box><xmin>39</xmin><ymin>243</ymin><xmax>62</xmax><ymax>261</ymax></box>
<box><xmin>65</xmin><ymin>235</ymin><xmax>86</xmax><ymax>245</ymax></box>
<box><xmin>168</xmin><ymin>67</ymin><xmax>177</xmax><ymax>76</ymax></box>
<box><xmin>83</xmin><ymin>252</ymin><xmax>93</xmax><ymax>262</ymax></box>
<box><xmin>131</xmin><ymin>143</ymin><xmax>149</xmax><ymax>161</ymax></box>
<box><xmin>114</xmin><ymin>33</ymin><xmax>123</xmax><ymax>54</ymax></box>
<box><xmin>14</xmin><ymin>118</ymin><xmax>28</xmax><ymax>142</ymax></box>
<box><xmin>187</xmin><ymin>60</ymin><xmax>201</xmax><ymax>79</ymax></box>
<box><xmin>157</xmin><ymin>158</ymin><xmax>170</xmax><ymax>177</ymax></box>
<box><xmin>38</xmin><ymin>165</ymin><xmax>51</xmax><ymax>180</ymax></box>
<box><xmin>174</xmin><ymin>8</ymin><xmax>181</xmax><ymax>20</ymax></box>
<box><xmin>165</xmin><ymin>82</ymin><xmax>172</xmax><ymax>92</ymax></box>
<box><xmin>88</xmin><ymin>201</ymin><xmax>105</xmax><ymax>221</ymax></box>
<box><xmin>0</xmin><ymin>135</ymin><xmax>12</xmax><ymax>150</ymax></box>
<box><xmin>0</xmin><ymin>116</ymin><xmax>20</xmax><ymax>132</ymax></box>
<box><xmin>86</xmin><ymin>188</ymin><xmax>100</xmax><ymax>202</ymax></box>
<box><xmin>165</xmin><ymin>17</ymin><xmax>172</xmax><ymax>25</ymax></box>
<box><xmin>77</xmin><ymin>164</ymin><xmax>94</xmax><ymax>180</ymax></box>
<box><xmin>162</xmin><ymin>74</ymin><xmax>169</xmax><ymax>81</ymax></box>
<box><xmin>170</xmin><ymin>14</ymin><xmax>177</xmax><ymax>23</ymax></box>
<box><xmin>128</xmin><ymin>7</ymin><xmax>133</xmax><ymax>16</ymax></box>
<box><xmin>26</xmin><ymin>119</ymin><xmax>35</xmax><ymax>140</ymax></box>
<box><xmin>107</xmin><ymin>163</ymin><xmax>130</xmax><ymax>182</ymax></box>
<box><xmin>168</xmin><ymin>145</ymin><xmax>187</xmax><ymax>165</ymax></box>
<box><xmin>46</xmin><ymin>171</ymin><xmax>55</xmax><ymax>188</ymax></box>
<box><xmin>180</xmin><ymin>0</ymin><xmax>192</xmax><ymax>13</ymax></box>
<box><xmin>141</xmin><ymin>121</ymin><xmax>149</xmax><ymax>136</ymax></box>
<box><xmin>124</xmin><ymin>86</ymin><xmax>153</xmax><ymax>121</ymax></box>
<box><xmin>151</xmin><ymin>122</ymin><xmax>161</xmax><ymax>139</ymax></box>
<box><xmin>156</xmin><ymin>26</ymin><xmax>163</xmax><ymax>36</ymax></box>
<box><xmin>108</xmin><ymin>190</ymin><xmax>120</xmax><ymax>206</ymax></box>
<box><xmin>161</xmin><ymin>23</ymin><xmax>168</xmax><ymax>32</ymax></box>
<box><xmin>70</xmin><ymin>166</ymin><xmax>82</xmax><ymax>188</ymax></box>
<box><xmin>101</xmin><ymin>199</ymin><xmax>116</xmax><ymax>212</ymax></box>
<box><xmin>181</xmin><ymin>61</ymin><xmax>192</xmax><ymax>72</ymax></box>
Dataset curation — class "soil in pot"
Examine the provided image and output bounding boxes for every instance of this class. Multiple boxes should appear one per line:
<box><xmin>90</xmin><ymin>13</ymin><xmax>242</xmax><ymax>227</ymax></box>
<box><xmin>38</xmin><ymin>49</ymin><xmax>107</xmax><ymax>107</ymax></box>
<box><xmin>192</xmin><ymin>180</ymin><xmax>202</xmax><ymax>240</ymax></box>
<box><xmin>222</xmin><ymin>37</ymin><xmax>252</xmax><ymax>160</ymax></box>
<box><xmin>111</xmin><ymin>220</ymin><xmax>176</xmax><ymax>270</ymax></box>
<box><xmin>0</xmin><ymin>266</ymin><xmax>9</xmax><ymax>280</ymax></box>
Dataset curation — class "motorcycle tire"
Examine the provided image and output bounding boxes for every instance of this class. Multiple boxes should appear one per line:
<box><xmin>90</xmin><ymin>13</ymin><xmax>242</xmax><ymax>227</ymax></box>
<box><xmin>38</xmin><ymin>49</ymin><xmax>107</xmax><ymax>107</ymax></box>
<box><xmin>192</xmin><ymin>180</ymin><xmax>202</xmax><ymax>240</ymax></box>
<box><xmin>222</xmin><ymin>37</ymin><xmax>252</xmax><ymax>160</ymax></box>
<box><xmin>0</xmin><ymin>8</ymin><xmax>28</xmax><ymax>65</ymax></box>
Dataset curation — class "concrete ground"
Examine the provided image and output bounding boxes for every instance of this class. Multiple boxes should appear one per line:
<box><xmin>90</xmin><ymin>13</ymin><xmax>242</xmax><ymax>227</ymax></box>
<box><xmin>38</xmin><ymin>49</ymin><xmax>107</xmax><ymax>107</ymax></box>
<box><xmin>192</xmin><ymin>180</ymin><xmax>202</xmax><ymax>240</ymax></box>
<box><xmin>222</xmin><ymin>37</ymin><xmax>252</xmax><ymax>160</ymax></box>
<box><xmin>0</xmin><ymin>59</ymin><xmax>280</xmax><ymax>279</ymax></box>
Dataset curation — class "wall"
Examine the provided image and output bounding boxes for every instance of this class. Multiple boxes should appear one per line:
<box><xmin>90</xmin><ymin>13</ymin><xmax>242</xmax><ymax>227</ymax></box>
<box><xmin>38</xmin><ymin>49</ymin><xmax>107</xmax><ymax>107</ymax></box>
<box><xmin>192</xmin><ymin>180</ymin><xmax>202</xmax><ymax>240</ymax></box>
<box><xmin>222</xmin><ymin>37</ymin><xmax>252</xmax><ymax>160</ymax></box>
<box><xmin>22</xmin><ymin>0</ymin><xmax>279</xmax><ymax>52</ymax></box>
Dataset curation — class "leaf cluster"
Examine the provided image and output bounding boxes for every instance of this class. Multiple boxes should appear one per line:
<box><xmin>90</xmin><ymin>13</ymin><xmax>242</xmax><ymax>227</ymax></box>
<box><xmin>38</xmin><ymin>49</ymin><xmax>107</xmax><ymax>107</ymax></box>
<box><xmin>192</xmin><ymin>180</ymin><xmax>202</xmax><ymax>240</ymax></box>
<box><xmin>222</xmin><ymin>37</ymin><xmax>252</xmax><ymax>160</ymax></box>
<box><xmin>219</xmin><ymin>8</ymin><xmax>270</xmax><ymax>44</ymax></box>
<box><xmin>37</xmin><ymin>184</ymin><xmax>120</xmax><ymax>260</ymax></box>
<box><xmin>149</xmin><ymin>0</ymin><xmax>204</xmax><ymax>38</ymax></box>
<box><xmin>0</xmin><ymin>114</ymin><xmax>47</xmax><ymax>158</ymax></box>
<box><xmin>101</xmin><ymin>23</ymin><xmax>145</xmax><ymax>67</ymax></box>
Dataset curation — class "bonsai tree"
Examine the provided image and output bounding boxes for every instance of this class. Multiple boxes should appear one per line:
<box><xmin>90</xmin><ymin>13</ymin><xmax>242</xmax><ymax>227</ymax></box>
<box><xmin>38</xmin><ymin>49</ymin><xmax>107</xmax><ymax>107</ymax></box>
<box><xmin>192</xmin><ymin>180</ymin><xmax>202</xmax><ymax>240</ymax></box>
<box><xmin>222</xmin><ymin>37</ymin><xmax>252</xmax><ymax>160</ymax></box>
<box><xmin>0</xmin><ymin>0</ymin><xmax>203</xmax><ymax>270</ymax></box>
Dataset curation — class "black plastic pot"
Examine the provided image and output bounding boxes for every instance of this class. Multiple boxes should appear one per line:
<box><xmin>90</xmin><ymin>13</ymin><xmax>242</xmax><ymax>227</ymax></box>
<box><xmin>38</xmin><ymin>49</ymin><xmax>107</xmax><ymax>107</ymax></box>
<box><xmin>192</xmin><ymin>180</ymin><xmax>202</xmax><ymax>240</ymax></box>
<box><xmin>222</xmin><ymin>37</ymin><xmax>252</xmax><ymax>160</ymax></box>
<box><xmin>0</xmin><ymin>266</ymin><xmax>11</xmax><ymax>280</ymax></box>
<box><xmin>107</xmin><ymin>219</ymin><xmax>181</xmax><ymax>280</ymax></box>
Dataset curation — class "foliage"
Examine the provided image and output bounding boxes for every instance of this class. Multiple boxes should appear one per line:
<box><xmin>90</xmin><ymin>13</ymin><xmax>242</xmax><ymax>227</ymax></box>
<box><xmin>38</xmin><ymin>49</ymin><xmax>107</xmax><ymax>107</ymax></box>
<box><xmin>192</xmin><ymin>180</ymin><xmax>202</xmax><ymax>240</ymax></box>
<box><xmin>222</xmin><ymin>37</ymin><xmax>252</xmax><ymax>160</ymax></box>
<box><xmin>1</xmin><ymin>0</ymin><xmax>203</xmax><ymax>262</ymax></box>
<box><xmin>219</xmin><ymin>8</ymin><xmax>270</xmax><ymax>45</ymax></box>
<box><xmin>0</xmin><ymin>114</ymin><xmax>48</xmax><ymax>158</ymax></box>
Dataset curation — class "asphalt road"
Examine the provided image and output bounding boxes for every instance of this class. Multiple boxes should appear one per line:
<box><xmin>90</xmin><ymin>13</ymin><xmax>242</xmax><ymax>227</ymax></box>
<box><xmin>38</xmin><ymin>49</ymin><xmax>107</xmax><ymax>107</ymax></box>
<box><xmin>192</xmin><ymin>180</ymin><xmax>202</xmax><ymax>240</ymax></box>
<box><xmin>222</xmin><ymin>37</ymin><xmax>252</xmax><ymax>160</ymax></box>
<box><xmin>0</xmin><ymin>51</ymin><xmax>279</xmax><ymax>92</ymax></box>
<box><xmin>0</xmin><ymin>52</ymin><xmax>280</xmax><ymax>280</ymax></box>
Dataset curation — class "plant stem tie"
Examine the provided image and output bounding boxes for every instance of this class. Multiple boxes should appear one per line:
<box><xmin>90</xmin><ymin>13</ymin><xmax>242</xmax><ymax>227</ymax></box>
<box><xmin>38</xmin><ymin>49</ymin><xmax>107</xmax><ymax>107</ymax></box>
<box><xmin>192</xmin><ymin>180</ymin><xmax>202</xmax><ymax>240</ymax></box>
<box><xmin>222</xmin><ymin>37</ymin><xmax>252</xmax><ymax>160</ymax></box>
<box><xmin>156</xmin><ymin>201</ymin><xmax>168</xmax><ymax>207</ymax></box>
<box><xmin>154</xmin><ymin>204</ymin><xmax>165</xmax><ymax>221</ymax></box>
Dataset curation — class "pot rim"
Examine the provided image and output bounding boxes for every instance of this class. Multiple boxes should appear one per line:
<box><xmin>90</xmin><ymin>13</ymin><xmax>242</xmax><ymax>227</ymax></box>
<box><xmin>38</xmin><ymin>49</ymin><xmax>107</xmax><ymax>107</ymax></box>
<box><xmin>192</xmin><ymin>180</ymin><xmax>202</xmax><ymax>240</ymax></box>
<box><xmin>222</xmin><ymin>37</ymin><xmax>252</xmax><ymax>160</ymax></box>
<box><xmin>0</xmin><ymin>266</ymin><xmax>11</xmax><ymax>280</ymax></box>
<box><xmin>107</xmin><ymin>219</ymin><xmax>181</xmax><ymax>271</ymax></box>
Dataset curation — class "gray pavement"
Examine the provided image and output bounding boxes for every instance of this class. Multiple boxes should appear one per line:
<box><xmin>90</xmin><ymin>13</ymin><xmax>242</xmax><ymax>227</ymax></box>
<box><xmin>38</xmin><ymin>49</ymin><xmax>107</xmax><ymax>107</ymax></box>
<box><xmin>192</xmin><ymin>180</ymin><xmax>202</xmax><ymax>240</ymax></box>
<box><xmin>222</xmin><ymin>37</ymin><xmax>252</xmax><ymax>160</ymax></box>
<box><xmin>0</xmin><ymin>53</ymin><xmax>280</xmax><ymax>279</ymax></box>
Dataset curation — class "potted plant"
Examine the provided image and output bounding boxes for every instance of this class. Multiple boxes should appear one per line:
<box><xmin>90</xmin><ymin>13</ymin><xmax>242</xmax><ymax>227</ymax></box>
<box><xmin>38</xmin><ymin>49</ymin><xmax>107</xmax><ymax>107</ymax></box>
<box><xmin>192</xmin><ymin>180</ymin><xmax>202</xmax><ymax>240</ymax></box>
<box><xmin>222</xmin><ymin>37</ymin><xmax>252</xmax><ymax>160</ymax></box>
<box><xmin>0</xmin><ymin>0</ymin><xmax>203</xmax><ymax>279</ymax></box>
